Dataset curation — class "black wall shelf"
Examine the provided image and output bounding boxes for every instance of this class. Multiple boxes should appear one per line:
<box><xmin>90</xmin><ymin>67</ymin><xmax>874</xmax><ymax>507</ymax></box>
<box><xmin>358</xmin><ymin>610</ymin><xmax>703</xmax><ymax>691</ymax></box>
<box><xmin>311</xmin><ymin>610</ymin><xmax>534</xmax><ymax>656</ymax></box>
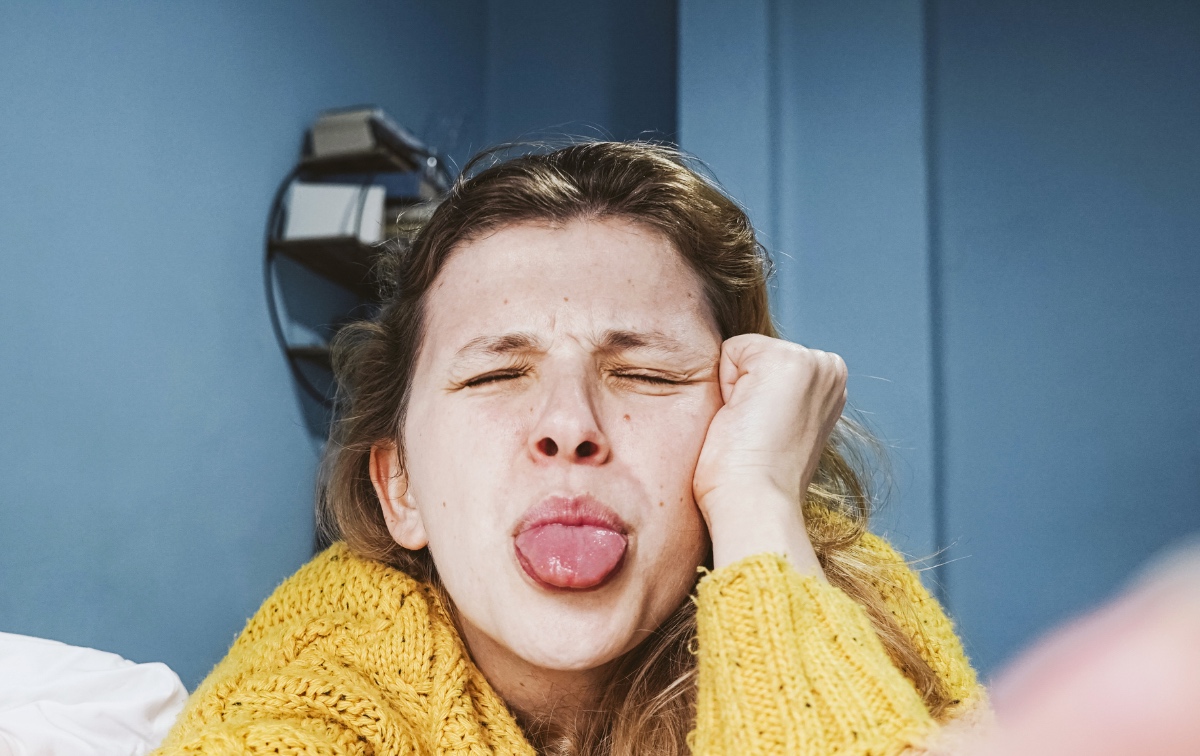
<box><xmin>286</xmin><ymin>344</ymin><xmax>333</xmax><ymax>370</ymax></box>
<box><xmin>298</xmin><ymin>148</ymin><xmax>423</xmax><ymax>176</ymax></box>
<box><xmin>270</xmin><ymin>237</ymin><xmax>381</xmax><ymax>301</ymax></box>
<box><xmin>264</xmin><ymin>108</ymin><xmax>452</xmax><ymax>420</ymax></box>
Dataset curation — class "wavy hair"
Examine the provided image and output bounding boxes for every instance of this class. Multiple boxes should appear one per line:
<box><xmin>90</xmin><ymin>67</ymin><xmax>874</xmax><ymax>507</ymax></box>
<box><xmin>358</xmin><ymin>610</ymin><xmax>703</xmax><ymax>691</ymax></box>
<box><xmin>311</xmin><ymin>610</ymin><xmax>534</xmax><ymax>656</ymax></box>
<box><xmin>317</xmin><ymin>141</ymin><xmax>951</xmax><ymax>754</ymax></box>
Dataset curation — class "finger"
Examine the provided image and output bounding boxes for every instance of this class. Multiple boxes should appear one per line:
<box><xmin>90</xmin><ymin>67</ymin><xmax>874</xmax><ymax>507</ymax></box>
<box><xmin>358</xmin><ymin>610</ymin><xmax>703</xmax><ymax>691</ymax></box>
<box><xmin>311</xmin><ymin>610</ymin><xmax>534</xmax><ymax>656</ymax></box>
<box><xmin>829</xmin><ymin>351</ymin><xmax>848</xmax><ymax>382</ymax></box>
<box><xmin>717</xmin><ymin>335</ymin><xmax>763</xmax><ymax>404</ymax></box>
<box><xmin>982</xmin><ymin>542</ymin><xmax>1200</xmax><ymax>756</ymax></box>
<box><xmin>825</xmin><ymin>353</ymin><xmax>849</xmax><ymax>408</ymax></box>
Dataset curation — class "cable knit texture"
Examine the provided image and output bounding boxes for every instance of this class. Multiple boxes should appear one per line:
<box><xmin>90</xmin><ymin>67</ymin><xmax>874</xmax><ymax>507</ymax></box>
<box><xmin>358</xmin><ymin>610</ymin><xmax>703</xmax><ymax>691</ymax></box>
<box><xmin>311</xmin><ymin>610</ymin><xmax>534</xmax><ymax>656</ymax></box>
<box><xmin>153</xmin><ymin>536</ymin><xmax>981</xmax><ymax>755</ymax></box>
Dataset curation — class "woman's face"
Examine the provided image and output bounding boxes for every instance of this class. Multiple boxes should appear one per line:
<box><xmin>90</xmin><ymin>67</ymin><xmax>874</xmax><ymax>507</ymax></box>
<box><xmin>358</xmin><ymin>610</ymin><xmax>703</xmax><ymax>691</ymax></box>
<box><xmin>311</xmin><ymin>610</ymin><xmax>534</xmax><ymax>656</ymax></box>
<box><xmin>378</xmin><ymin>217</ymin><xmax>723</xmax><ymax>677</ymax></box>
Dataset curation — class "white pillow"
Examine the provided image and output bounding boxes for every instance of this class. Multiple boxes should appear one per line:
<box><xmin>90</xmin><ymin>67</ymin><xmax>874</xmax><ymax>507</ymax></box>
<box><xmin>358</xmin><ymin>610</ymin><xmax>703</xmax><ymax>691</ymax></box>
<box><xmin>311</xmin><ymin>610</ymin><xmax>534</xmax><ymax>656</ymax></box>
<box><xmin>0</xmin><ymin>633</ymin><xmax>187</xmax><ymax>756</ymax></box>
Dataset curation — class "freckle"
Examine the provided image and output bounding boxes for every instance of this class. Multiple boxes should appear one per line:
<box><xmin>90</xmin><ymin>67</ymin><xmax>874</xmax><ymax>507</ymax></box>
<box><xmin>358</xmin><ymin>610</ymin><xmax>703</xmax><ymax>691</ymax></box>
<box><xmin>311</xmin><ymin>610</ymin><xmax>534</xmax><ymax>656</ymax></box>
<box><xmin>441</xmin><ymin>501</ymin><xmax>446</xmax><ymax>508</ymax></box>
<box><xmin>563</xmin><ymin>296</ymin><xmax>569</xmax><ymax>302</ymax></box>
<box><xmin>623</xmin><ymin>414</ymin><xmax>631</xmax><ymax>421</ymax></box>
<box><xmin>503</xmin><ymin>298</ymin><xmax>508</xmax><ymax>304</ymax></box>
<box><xmin>658</xmin><ymin>501</ymin><xmax>665</xmax><ymax>507</ymax></box>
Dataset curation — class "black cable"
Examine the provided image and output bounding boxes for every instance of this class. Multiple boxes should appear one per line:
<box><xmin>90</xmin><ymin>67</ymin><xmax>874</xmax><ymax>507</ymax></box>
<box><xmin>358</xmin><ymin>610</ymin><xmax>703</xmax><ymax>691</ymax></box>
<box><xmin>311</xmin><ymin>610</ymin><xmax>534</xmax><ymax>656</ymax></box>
<box><xmin>350</xmin><ymin>173</ymin><xmax>379</xmax><ymax>244</ymax></box>
<box><xmin>263</xmin><ymin>164</ymin><xmax>337</xmax><ymax>410</ymax></box>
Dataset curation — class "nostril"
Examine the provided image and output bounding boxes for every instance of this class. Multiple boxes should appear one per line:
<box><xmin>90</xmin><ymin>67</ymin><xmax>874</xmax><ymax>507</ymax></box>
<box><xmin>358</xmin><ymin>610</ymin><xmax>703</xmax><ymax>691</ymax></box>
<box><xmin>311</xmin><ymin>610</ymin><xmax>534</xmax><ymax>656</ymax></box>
<box><xmin>538</xmin><ymin>438</ymin><xmax>559</xmax><ymax>456</ymax></box>
<box><xmin>576</xmin><ymin>440</ymin><xmax>598</xmax><ymax>458</ymax></box>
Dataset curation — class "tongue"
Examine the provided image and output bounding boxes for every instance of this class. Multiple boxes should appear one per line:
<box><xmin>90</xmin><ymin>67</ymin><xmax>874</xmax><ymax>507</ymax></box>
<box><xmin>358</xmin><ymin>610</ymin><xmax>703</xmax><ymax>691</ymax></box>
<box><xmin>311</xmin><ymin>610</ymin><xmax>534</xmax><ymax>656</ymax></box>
<box><xmin>514</xmin><ymin>524</ymin><xmax>627</xmax><ymax>589</ymax></box>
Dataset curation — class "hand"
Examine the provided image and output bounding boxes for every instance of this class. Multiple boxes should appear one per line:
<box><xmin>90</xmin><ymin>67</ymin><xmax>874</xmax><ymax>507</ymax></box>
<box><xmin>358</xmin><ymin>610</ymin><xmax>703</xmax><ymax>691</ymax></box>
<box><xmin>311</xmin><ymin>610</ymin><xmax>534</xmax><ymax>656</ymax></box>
<box><xmin>692</xmin><ymin>334</ymin><xmax>848</xmax><ymax>573</ymax></box>
<box><xmin>967</xmin><ymin>543</ymin><xmax>1200</xmax><ymax>756</ymax></box>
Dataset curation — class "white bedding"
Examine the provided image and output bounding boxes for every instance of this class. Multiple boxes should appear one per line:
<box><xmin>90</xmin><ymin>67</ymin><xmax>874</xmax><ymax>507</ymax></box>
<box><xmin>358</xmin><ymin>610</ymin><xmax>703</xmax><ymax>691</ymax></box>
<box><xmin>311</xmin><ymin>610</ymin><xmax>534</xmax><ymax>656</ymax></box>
<box><xmin>0</xmin><ymin>633</ymin><xmax>186</xmax><ymax>756</ymax></box>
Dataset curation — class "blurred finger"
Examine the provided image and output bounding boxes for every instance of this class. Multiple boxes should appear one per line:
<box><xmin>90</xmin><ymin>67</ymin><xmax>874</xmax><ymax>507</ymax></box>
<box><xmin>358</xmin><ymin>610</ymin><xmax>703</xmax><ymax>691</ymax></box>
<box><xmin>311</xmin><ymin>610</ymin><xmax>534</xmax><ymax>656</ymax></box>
<box><xmin>980</xmin><ymin>539</ymin><xmax>1200</xmax><ymax>756</ymax></box>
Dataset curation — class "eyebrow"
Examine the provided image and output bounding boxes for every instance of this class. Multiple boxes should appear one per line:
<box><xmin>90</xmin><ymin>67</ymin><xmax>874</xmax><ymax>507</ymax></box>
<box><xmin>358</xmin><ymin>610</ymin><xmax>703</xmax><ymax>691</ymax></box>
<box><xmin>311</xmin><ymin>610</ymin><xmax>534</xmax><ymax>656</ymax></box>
<box><xmin>449</xmin><ymin>328</ymin><xmax>704</xmax><ymax>366</ymax></box>
<box><xmin>593</xmin><ymin>329</ymin><xmax>698</xmax><ymax>359</ymax></box>
<box><xmin>452</xmin><ymin>331</ymin><xmax>543</xmax><ymax>362</ymax></box>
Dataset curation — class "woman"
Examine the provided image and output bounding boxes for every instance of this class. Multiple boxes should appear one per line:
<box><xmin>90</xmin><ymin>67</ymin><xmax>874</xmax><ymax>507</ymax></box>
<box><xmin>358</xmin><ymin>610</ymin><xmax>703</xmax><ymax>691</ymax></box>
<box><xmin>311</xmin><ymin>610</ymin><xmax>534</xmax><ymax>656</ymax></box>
<box><xmin>155</xmin><ymin>141</ymin><xmax>986</xmax><ymax>755</ymax></box>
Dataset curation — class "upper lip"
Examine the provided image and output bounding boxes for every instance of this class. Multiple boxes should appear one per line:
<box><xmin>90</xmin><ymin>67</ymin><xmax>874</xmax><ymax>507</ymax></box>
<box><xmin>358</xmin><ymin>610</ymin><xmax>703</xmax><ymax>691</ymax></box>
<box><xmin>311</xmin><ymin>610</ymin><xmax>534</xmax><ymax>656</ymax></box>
<box><xmin>513</xmin><ymin>494</ymin><xmax>629</xmax><ymax>536</ymax></box>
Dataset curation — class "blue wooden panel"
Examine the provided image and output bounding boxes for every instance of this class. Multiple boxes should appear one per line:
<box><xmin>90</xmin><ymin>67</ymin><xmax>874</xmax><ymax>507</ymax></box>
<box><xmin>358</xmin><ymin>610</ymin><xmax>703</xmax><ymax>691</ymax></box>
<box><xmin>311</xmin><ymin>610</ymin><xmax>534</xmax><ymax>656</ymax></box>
<box><xmin>0</xmin><ymin>0</ymin><xmax>488</xmax><ymax>689</ymax></box>
<box><xmin>678</xmin><ymin>0</ymin><xmax>774</xmax><ymax>238</ymax></box>
<box><xmin>484</xmin><ymin>0</ymin><xmax>677</xmax><ymax>144</ymax></box>
<box><xmin>680</xmin><ymin>0</ymin><xmax>938</xmax><ymax>560</ymax></box>
<box><xmin>933</xmin><ymin>0</ymin><xmax>1200</xmax><ymax>675</ymax></box>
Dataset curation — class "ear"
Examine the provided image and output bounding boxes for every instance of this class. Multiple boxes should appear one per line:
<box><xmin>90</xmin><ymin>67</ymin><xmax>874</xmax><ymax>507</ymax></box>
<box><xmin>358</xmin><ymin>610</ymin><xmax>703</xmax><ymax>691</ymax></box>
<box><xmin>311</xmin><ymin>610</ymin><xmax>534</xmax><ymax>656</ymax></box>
<box><xmin>369</xmin><ymin>442</ymin><xmax>429</xmax><ymax>550</ymax></box>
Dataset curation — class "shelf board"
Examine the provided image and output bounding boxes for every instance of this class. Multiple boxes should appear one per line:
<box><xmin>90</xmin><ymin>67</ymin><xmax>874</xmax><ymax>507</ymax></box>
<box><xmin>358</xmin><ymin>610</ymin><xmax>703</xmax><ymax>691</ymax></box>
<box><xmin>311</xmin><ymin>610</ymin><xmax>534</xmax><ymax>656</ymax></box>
<box><xmin>270</xmin><ymin>236</ymin><xmax>381</xmax><ymax>300</ymax></box>
<box><xmin>287</xmin><ymin>344</ymin><xmax>332</xmax><ymax>370</ymax></box>
<box><xmin>299</xmin><ymin>148</ymin><xmax>420</xmax><ymax>176</ymax></box>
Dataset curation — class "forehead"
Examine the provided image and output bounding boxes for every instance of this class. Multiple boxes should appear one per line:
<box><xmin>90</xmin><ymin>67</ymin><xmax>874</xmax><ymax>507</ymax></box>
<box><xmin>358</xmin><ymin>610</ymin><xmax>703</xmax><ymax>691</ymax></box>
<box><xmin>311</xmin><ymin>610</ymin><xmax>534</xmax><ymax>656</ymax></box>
<box><xmin>420</xmin><ymin>217</ymin><xmax>718</xmax><ymax>359</ymax></box>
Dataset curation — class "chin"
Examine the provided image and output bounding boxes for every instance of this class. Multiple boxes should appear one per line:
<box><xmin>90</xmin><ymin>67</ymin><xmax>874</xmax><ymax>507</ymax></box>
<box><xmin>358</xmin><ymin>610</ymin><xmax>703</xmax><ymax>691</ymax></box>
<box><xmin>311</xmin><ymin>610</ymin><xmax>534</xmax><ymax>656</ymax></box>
<box><xmin>507</xmin><ymin>561</ymin><xmax>699</xmax><ymax>673</ymax></box>
<box><xmin>499</xmin><ymin>574</ymin><xmax>658</xmax><ymax>669</ymax></box>
<box><xmin>509</xmin><ymin>610</ymin><xmax>645</xmax><ymax>672</ymax></box>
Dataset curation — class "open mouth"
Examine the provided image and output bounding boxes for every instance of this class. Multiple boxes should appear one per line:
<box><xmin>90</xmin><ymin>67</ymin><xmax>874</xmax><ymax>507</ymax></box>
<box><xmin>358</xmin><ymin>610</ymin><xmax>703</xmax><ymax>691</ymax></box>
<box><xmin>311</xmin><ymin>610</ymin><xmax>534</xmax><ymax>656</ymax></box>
<box><xmin>513</xmin><ymin>495</ymin><xmax>629</xmax><ymax>590</ymax></box>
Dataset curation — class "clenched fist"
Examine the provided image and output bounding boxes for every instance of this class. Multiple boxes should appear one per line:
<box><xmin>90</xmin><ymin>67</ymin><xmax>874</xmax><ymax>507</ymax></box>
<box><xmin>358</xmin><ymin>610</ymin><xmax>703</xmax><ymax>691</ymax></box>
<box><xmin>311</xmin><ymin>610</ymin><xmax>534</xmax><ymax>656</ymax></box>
<box><xmin>692</xmin><ymin>334</ymin><xmax>848</xmax><ymax>574</ymax></box>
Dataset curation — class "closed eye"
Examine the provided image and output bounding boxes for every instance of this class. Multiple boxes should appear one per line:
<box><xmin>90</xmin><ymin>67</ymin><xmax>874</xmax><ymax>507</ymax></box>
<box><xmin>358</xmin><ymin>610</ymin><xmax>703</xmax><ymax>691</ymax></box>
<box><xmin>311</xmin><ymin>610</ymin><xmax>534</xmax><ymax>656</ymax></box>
<box><xmin>611</xmin><ymin>371</ymin><xmax>683</xmax><ymax>385</ymax></box>
<box><xmin>459</xmin><ymin>369</ymin><xmax>685</xmax><ymax>390</ymax></box>
<box><xmin>462</xmin><ymin>369</ymin><xmax>527</xmax><ymax>388</ymax></box>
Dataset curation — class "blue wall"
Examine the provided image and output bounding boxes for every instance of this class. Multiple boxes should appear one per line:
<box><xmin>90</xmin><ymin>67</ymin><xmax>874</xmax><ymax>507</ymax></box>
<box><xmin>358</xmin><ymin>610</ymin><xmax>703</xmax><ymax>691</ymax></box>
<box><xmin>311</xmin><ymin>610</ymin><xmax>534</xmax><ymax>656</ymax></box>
<box><xmin>0</xmin><ymin>0</ymin><xmax>487</xmax><ymax>689</ymax></box>
<box><xmin>0</xmin><ymin>0</ymin><xmax>681</xmax><ymax>691</ymax></box>
<box><xmin>5</xmin><ymin>0</ymin><xmax>1195</xmax><ymax>691</ymax></box>
<box><xmin>933</xmin><ymin>0</ymin><xmax>1200</xmax><ymax>672</ymax></box>
<box><xmin>682</xmin><ymin>0</ymin><xmax>1200</xmax><ymax>676</ymax></box>
<box><xmin>681</xmin><ymin>0</ymin><xmax>938</xmax><ymax>559</ymax></box>
<box><xmin>483</xmin><ymin>0</ymin><xmax>677</xmax><ymax>145</ymax></box>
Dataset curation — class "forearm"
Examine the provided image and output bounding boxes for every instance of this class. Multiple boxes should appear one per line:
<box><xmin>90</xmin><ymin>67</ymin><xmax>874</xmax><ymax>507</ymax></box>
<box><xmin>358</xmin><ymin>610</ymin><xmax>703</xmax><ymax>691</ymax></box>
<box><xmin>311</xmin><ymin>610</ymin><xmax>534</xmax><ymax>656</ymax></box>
<box><xmin>704</xmin><ymin>484</ymin><xmax>824</xmax><ymax>578</ymax></box>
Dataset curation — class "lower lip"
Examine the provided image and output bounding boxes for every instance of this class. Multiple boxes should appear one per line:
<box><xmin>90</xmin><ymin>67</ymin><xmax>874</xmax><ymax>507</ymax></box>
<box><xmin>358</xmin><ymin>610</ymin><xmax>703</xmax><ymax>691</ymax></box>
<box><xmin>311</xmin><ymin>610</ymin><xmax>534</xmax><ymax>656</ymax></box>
<box><xmin>514</xmin><ymin>523</ymin><xmax>628</xmax><ymax>590</ymax></box>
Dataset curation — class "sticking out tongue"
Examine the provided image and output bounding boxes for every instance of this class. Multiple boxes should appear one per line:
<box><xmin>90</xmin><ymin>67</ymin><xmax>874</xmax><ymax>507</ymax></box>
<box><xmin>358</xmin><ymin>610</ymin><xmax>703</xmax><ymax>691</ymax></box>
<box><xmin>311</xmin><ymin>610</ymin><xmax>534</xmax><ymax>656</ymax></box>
<box><xmin>514</xmin><ymin>524</ymin><xmax>628</xmax><ymax>589</ymax></box>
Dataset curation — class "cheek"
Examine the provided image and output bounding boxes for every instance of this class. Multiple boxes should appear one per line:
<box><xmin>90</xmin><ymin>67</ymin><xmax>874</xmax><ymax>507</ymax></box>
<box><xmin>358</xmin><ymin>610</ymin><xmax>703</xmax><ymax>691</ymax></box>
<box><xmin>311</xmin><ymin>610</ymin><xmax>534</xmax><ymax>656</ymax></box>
<box><xmin>616</xmin><ymin>396</ymin><xmax>718</xmax><ymax>568</ymax></box>
<box><xmin>622</xmin><ymin>392</ymin><xmax>720</xmax><ymax>551</ymax></box>
<box><xmin>618</xmin><ymin>392</ymin><xmax>720</xmax><ymax>488</ymax></box>
<box><xmin>407</xmin><ymin>393</ymin><xmax>524</xmax><ymax>472</ymax></box>
<box><xmin>402</xmin><ymin>396</ymin><xmax>533</xmax><ymax>542</ymax></box>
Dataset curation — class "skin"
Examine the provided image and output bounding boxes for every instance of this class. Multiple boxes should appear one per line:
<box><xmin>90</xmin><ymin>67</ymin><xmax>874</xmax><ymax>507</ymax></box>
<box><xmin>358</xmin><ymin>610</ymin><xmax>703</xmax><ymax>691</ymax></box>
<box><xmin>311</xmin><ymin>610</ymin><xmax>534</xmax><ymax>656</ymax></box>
<box><xmin>972</xmin><ymin>543</ymin><xmax>1200</xmax><ymax>756</ymax></box>
<box><xmin>370</xmin><ymin>217</ymin><xmax>847</xmax><ymax>728</ymax></box>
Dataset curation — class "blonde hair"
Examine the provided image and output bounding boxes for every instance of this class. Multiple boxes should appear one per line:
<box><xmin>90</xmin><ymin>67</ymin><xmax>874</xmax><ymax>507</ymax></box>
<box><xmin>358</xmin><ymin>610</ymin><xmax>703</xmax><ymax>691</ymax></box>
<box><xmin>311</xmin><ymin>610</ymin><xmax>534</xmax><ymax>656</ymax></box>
<box><xmin>317</xmin><ymin>141</ymin><xmax>951</xmax><ymax>754</ymax></box>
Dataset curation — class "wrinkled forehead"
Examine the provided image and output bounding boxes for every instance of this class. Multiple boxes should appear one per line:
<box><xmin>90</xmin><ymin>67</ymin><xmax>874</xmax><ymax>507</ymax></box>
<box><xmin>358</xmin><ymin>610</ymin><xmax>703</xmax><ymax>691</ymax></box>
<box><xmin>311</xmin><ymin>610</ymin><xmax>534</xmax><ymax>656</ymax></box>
<box><xmin>418</xmin><ymin>218</ymin><xmax>720</xmax><ymax>364</ymax></box>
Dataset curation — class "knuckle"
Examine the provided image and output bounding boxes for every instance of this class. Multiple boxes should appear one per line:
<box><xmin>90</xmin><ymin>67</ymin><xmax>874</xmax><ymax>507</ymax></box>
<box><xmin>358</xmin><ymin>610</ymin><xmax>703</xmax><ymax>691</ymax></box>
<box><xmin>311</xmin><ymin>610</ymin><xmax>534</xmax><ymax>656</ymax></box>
<box><xmin>766</xmin><ymin>342</ymin><xmax>848</xmax><ymax>383</ymax></box>
<box><xmin>826</xmin><ymin>352</ymin><xmax>848</xmax><ymax>377</ymax></box>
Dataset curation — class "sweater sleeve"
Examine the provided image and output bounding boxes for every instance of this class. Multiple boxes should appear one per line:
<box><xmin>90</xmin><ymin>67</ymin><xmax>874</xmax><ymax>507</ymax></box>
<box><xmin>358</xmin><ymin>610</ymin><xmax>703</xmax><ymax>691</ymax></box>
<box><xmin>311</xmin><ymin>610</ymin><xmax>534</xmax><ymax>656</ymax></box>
<box><xmin>688</xmin><ymin>539</ymin><xmax>983</xmax><ymax>756</ymax></box>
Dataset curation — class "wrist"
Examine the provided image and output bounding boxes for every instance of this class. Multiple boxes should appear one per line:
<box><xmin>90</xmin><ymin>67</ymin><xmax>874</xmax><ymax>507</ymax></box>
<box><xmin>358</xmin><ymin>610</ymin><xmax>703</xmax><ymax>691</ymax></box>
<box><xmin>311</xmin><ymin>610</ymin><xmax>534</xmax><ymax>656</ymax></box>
<box><xmin>702</xmin><ymin>485</ymin><xmax>825</xmax><ymax>578</ymax></box>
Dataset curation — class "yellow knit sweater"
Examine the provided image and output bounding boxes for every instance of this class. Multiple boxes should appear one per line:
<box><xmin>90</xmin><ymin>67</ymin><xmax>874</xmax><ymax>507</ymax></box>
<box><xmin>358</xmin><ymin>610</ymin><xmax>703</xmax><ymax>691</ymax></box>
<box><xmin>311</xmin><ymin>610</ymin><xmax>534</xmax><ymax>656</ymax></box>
<box><xmin>154</xmin><ymin>533</ymin><xmax>981</xmax><ymax>755</ymax></box>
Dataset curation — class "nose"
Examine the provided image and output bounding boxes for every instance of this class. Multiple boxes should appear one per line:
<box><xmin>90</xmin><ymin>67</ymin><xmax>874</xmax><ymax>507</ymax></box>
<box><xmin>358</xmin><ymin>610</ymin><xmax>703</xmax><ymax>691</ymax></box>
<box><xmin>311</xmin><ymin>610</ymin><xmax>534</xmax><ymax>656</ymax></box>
<box><xmin>528</xmin><ymin>369</ymin><xmax>611</xmax><ymax>466</ymax></box>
